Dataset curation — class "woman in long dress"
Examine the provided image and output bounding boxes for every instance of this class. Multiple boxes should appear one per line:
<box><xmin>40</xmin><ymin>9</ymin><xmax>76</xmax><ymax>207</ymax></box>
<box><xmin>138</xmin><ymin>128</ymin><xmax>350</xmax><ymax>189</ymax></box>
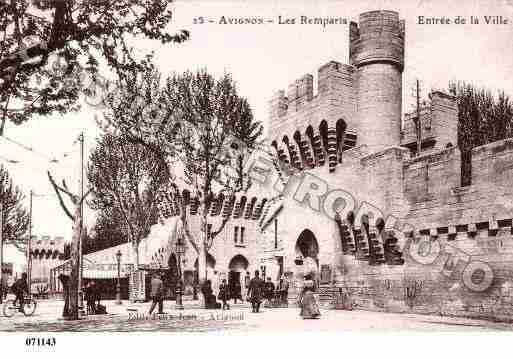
<box><xmin>299</xmin><ymin>275</ymin><xmax>321</xmax><ymax>319</ymax></box>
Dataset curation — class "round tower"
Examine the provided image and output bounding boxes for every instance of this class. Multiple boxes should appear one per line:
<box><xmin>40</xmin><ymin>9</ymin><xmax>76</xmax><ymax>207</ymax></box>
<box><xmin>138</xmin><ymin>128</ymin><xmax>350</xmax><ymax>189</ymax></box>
<box><xmin>350</xmin><ymin>10</ymin><xmax>405</xmax><ymax>152</ymax></box>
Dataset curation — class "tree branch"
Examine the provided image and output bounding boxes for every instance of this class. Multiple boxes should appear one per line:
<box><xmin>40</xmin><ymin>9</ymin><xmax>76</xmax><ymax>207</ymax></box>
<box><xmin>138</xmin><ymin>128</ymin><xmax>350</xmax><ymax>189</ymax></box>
<box><xmin>47</xmin><ymin>171</ymin><xmax>74</xmax><ymax>221</ymax></box>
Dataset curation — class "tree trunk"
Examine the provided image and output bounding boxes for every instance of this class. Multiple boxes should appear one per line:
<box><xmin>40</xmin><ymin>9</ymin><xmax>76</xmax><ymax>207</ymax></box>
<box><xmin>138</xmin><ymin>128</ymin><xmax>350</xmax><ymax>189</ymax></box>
<box><xmin>132</xmin><ymin>240</ymin><xmax>140</xmax><ymax>270</ymax></box>
<box><xmin>68</xmin><ymin>205</ymin><xmax>82</xmax><ymax>320</ymax></box>
<box><xmin>198</xmin><ymin>237</ymin><xmax>207</xmax><ymax>283</ymax></box>
<box><xmin>197</xmin><ymin>227</ymin><xmax>208</xmax><ymax>307</ymax></box>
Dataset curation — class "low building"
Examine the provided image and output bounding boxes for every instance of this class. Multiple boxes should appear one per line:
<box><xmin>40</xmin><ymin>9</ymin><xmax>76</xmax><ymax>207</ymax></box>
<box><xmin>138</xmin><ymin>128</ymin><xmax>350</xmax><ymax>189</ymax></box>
<box><xmin>50</xmin><ymin>243</ymin><xmax>134</xmax><ymax>300</ymax></box>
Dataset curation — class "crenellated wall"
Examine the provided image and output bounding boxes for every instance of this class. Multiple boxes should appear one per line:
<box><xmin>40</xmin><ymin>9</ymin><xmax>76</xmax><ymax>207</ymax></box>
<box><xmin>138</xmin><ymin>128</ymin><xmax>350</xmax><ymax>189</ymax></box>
<box><xmin>268</xmin><ymin>61</ymin><xmax>357</xmax><ymax>140</ymax></box>
<box><xmin>29</xmin><ymin>235</ymin><xmax>66</xmax><ymax>295</ymax></box>
<box><xmin>401</xmin><ymin>91</ymin><xmax>458</xmax><ymax>153</ymax></box>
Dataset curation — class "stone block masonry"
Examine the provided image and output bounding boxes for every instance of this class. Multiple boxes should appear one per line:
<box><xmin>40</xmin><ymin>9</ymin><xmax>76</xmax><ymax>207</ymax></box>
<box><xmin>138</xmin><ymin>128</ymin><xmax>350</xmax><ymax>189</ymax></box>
<box><xmin>261</xmin><ymin>9</ymin><xmax>513</xmax><ymax>321</ymax></box>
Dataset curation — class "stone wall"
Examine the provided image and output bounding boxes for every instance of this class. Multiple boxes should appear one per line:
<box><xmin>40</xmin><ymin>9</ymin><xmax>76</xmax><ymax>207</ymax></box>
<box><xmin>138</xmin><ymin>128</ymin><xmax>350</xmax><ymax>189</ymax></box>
<box><xmin>333</xmin><ymin>138</ymin><xmax>513</xmax><ymax>320</ymax></box>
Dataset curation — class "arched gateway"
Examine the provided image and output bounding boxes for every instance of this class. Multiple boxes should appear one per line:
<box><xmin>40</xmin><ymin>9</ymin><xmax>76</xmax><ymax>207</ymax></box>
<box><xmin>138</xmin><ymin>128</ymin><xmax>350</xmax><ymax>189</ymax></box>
<box><xmin>295</xmin><ymin>229</ymin><xmax>320</xmax><ymax>276</ymax></box>
<box><xmin>228</xmin><ymin>255</ymin><xmax>249</xmax><ymax>300</ymax></box>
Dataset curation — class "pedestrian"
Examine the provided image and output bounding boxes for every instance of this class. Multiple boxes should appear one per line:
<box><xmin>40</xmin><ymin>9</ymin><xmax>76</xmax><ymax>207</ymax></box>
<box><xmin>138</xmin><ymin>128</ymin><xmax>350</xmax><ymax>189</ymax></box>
<box><xmin>246</xmin><ymin>270</ymin><xmax>264</xmax><ymax>313</ymax></box>
<box><xmin>212</xmin><ymin>271</ymin><xmax>221</xmax><ymax>299</ymax></box>
<box><xmin>148</xmin><ymin>272</ymin><xmax>164</xmax><ymax>315</ymax></box>
<box><xmin>298</xmin><ymin>274</ymin><xmax>321</xmax><ymax>319</ymax></box>
<box><xmin>93</xmin><ymin>281</ymin><xmax>105</xmax><ymax>313</ymax></box>
<box><xmin>244</xmin><ymin>271</ymin><xmax>250</xmax><ymax>290</ymax></box>
<box><xmin>218</xmin><ymin>279</ymin><xmax>230</xmax><ymax>310</ymax></box>
<box><xmin>85</xmin><ymin>281</ymin><xmax>97</xmax><ymax>315</ymax></box>
<box><xmin>279</xmin><ymin>276</ymin><xmax>289</xmax><ymax>307</ymax></box>
<box><xmin>264</xmin><ymin>277</ymin><xmax>275</xmax><ymax>307</ymax></box>
<box><xmin>232</xmin><ymin>278</ymin><xmax>243</xmax><ymax>304</ymax></box>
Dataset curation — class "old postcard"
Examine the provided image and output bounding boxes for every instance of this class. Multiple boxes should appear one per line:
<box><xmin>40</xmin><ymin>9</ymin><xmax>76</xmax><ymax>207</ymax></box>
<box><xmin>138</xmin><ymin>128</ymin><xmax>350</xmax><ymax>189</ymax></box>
<box><xmin>1</xmin><ymin>0</ymin><xmax>513</xmax><ymax>356</ymax></box>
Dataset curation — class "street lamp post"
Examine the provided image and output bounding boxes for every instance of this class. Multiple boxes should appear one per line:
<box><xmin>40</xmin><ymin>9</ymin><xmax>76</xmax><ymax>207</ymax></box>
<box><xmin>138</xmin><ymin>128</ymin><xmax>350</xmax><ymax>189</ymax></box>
<box><xmin>175</xmin><ymin>236</ymin><xmax>185</xmax><ymax>310</ymax></box>
<box><xmin>116</xmin><ymin>250</ymin><xmax>122</xmax><ymax>305</ymax></box>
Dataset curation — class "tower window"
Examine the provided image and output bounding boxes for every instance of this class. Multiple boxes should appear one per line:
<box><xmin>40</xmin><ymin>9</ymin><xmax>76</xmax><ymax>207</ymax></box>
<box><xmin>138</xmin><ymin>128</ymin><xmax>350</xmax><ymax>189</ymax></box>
<box><xmin>240</xmin><ymin>227</ymin><xmax>245</xmax><ymax>244</ymax></box>
<box><xmin>234</xmin><ymin>226</ymin><xmax>239</xmax><ymax>243</ymax></box>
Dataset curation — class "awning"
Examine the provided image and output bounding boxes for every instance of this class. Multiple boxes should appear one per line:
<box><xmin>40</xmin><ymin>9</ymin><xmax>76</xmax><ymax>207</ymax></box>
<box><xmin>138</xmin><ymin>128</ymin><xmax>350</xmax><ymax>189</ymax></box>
<box><xmin>51</xmin><ymin>260</ymin><xmax>134</xmax><ymax>280</ymax></box>
<box><xmin>83</xmin><ymin>269</ymin><xmax>131</xmax><ymax>279</ymax></box>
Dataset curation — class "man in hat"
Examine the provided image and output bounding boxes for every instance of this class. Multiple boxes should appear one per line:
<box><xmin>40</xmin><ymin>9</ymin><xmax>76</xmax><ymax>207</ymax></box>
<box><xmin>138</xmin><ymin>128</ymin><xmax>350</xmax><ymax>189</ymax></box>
<box><xmin>148</xmin><ymin>272</ymin><xmax>164</xmax><ymax>315</ymax></box>
<box><xmin>247</xmin><ymin>270</ymin><xmax>264</xmax><ymax>313</ymax></box>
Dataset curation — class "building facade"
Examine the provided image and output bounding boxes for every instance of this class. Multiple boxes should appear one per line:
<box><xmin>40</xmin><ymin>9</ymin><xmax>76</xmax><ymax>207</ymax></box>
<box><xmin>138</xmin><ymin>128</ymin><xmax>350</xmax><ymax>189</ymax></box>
<box><xmin>118</xmin><ymin>10</ymin><xmax>513</xmax><ymax>320</ymax></box>
<box><xmin>258</xmin><ymin>9</ymin><xmax>513</xmax><ymax>319</ymax></box>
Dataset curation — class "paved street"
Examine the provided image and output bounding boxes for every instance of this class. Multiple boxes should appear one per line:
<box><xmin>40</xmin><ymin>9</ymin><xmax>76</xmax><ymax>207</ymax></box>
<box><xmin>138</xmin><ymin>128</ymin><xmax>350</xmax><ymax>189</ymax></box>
<box><xmin>1</xmin><ymin>299</ymin><xmax>513</xmax><ymax>331</ymax></box>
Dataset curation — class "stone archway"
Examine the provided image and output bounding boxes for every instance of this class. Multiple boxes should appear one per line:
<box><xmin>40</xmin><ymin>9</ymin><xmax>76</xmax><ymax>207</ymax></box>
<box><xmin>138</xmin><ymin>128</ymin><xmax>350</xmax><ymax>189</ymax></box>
<box><xmin>295</xmin><ymin>229</ymin><xmax>320</xmax><ymax>277</ymax></box>
<box><xmin>229</xmin><ymin>254</ymin><xmax>249</xmax><ymax>272</ymax></box>
<box><xmin>295</xmin><ymin>229</ymin><xmax>319</xmax><ymax>260</ymax></box>
<box><xmin>228</xmin><ymin>255</ymin><xmax>249</xmax><ymax>300</ymax></box>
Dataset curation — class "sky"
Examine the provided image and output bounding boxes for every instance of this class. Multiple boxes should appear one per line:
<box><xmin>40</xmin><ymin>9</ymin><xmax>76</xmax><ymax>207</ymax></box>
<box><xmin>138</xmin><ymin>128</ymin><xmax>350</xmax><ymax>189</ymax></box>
<box><xmin>0</xmin><ymin>0</ymin><xmax>512</xmax><ymax>242</ymax></box>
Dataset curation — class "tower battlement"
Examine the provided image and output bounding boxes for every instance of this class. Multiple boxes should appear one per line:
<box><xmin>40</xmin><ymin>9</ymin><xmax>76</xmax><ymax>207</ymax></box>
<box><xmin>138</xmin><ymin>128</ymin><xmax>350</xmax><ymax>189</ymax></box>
<box><xmin>349</xmin><ymin>10</ymin><xmax>405</xmax><ymax>71</ymax></box>
<box><xmin>401</xmin><ymin>91</ymin><xmax>458</xmax><ymax>154</ymax></box>
<box><xmin>30</xmin><ymin>235</ymin><xmax>65</xmax><ymax>257</ymax></box>
<box><xmin>268</xmin><ymin>61</ymin><xmax>356</xmax><ymax>138</ymax></box>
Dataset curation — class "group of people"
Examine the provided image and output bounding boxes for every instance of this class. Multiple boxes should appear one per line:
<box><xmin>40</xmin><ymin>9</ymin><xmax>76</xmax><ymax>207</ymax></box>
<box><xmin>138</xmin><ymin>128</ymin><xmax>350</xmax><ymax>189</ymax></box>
<box><xmin>247</xmin><ymin>271</ymin><xmax>321</xmax><ymax>319</ymax></box>
<box><xmin>84</xmin><ymin>281</ymin><xmax>103</xmax><ymax>315</ymax></box>
<box><xmin>147</xmin><ymin>269</ymin><xmax>320</xmax><ymax>320</ymax></box>
<box><xmin>202</xmin><ymin>271</ymin><xmax>291</xmax><ymax>312</ymax></box>
<box><xmin>262</xmin><ymin>276</ymin><xmax>290</xmax><ymax>307</ymax></box>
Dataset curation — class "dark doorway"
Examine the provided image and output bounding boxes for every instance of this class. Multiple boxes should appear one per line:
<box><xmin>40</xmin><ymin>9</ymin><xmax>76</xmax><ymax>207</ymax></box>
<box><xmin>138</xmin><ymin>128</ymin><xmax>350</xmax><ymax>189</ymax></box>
<box><xmin>276</xmin><ymin>256</ymin><xmax>284</xmax><ymax>279</ymax></box>
<box><xmin>228</xmin><ymin>271</ymin><xmax>241</xmax><ymax>290</ymax></box>
<box><xmin>228</xmin><ymin>255</ymin><xmax>248</xmax><ymax>300</ymax></box>
<box><xmin>295</xmin><ymin>229</ymin><xmax>320</xmax><ymax>266</ymax></box>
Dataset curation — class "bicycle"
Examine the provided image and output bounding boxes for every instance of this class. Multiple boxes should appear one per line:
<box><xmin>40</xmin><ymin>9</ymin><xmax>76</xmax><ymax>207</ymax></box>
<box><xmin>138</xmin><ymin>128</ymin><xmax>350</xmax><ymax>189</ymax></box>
<box><xmin>2</xmin><ymin>297</ymin><xmax>37</xmax><ymax>317</ymax></box>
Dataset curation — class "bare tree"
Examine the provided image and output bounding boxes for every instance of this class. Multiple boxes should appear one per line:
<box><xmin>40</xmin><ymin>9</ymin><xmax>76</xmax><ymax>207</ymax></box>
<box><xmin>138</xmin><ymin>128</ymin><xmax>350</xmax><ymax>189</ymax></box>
<box><xmin>47</xmin><ymin>171</ymin><xmax>90</xmax><ymax>320</ymax></box>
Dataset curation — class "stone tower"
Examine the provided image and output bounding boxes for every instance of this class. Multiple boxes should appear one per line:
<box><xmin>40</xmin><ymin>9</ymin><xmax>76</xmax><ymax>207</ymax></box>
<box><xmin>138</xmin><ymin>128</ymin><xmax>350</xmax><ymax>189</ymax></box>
<box><xmin>350</xmin><ymin>10</ymin><xmax>405</xmax><ymax>152</ymax></box>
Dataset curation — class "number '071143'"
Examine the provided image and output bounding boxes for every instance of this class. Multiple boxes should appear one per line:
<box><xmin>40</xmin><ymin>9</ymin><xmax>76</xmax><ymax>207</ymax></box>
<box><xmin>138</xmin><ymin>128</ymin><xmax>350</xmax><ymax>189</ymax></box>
<box><xmin>25</xmin><ymin>338</ymin><xmax>56</xmax><ymax>346</ymax></box>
